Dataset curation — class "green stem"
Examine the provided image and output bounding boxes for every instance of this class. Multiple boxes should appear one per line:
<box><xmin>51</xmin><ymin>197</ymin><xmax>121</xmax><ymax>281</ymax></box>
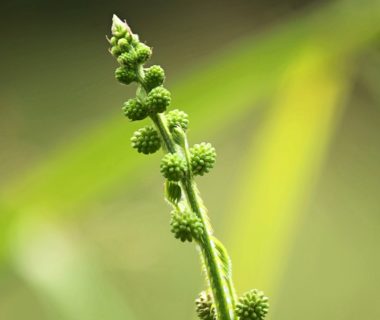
<box><xmin>151</xmin><ymin>113</ymin><xmax>233</xmax><ymax>320</ymax></box>
<box><xmin>137</xmin><ymin>65</ymin><xmax>233</xmax><ymax>319</ymax></box>
<box><xmin>182</xmin><ymin>180</ymin><xmax>233</xmax><ymax>320</ymax></box>
<box><xmin>150</xmin><ymin>113</ymin><xmax>176</xmax><ymax>154</ymax></box>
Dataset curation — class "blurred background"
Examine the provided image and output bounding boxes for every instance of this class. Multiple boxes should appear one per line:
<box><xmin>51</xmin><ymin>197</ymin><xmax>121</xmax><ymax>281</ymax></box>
<box><xmin>0</xmin><ymin>0</ymin><xmax>379</xmax><ymax>319</ymax></box>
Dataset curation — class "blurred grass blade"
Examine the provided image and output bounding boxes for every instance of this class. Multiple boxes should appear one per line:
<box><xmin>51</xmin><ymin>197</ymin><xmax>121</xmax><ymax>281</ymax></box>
<box><xmin>229</xmin><ymin>48</ymin><xmax>350</xmax><ymax>299</ymax></box>
<box><xmin>0</xmin><ymin>0</ymin><xmax>379</xmax><ymax>256</ymax></box>
<box><xmin>12</xmin><ymin>219</ymin><xmax>134</xmax><ymax>320</ymax></box>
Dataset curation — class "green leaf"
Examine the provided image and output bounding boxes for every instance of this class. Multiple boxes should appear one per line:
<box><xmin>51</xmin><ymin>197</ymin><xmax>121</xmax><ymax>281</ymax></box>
<box><xmin>211</xmin><ymin>236</ymin><xmax>237</xmax><ymax>312</ymax></box>
<box><xmin>165</xmin><ymin>180</ymin><xmax>182</xmax><ymax>206</ymax></box>
<box><xmin>228</xmin><ymin>48</ymin><xmax>351</xmax><ymax>299</ymax></box>
<box><xmin>212</xmin><ymin>236</ymin><xmax>232</xmax><ymax>282</ymax></box>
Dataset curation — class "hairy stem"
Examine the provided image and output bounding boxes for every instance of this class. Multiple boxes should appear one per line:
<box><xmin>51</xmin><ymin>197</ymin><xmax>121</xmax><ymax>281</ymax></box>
<box><xmin>150</xmin><ymin>113</ymin><xmax>234</xmax><ymax>320</ymax></box>
<box><xmin>150</xmin><ymin>113</ymin><xmax>176</xmax><ymax>154</ymax></box>
<box><xmin>183</xmin><ymin>180</ymin><xmax>233</xmax><ymax>320</ymax></box>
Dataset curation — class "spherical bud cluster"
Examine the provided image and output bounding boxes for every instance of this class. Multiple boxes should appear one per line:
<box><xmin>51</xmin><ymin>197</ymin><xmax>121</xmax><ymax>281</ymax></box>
<box><xmin>144</xmin><ymin>65</ymin><xmax>165</xmax><ymax>91</ymax></box>
<box><xmin>110</xmin><ymin>15</ymin><xmax>155</xmax><ymax>87</ymax></box>
<box><xmin>131</xmin><ymin>126</ymin><xmax>161</xmax><ymax>154</ymax></box>
<box><xmin>160</xmin><ymin>153</ymin><xmax>186</xmax><ymax>181</ymax></box>
<box><xmin>195</xmin><ymin>291</ymin><xmax>216</xmax><ymax>320</ymax></box>
<box><xmin>122</xmin><ymin>98</ymin><xmax>148</xmax><ymax>121</ymax></box>
<box><xmin>166</xmin><ymin>109</ymin><xmax>189</xmax><ymax>132</ymax></box>
<box><xmin>135</xmin><ymin>43</ymin><xmax>152</xmax><ymax>64</ymax></box>
<box><xmin>117</xmin><ymin>51</ymin><xmax>138</xmax><ymax>67</ymax></box>
<box><xmin>236</xmin><ymin>289</ymin><xmax>269</xmax><ymax>320</ymax></box>
<box><xmin>117</xmin><ymin>38</ymin><xmax>129</xmax><ymax>51</ymax></box>
<box><xmin>170</xmin><ymin>210</ymin><xmax>204</xmax><ymax>242</ymax></box>
<box><xmin>146</xmin><ymin>86</ymin><xmax>171</xmax><ymax>113</ymax></box>
<box><xmin>190</xmin><ymin>143</ymin><xmax>216</xmax><ymax>176</ymax></box>
<box><xmin>110</xmin><ymin>39</ymin><xmax>131</xmax><ymax>58</ymax></box>
<box><xmin>115</xmin><ymin>66</ymin><xmax>137</xmax><ymax>85</ymax></box>
<box><xmin>110</xmin><ymin>46</ymin><xmax>122</xmax><ymax>57</ymax></box>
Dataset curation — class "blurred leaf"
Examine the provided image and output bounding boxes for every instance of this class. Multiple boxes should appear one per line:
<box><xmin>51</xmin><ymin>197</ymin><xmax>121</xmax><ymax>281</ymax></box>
<box><xmin>228</xmin><ymin>48</ymin><xmax>351</xmax><ymax>304</ymax></box>
<box><xmin>0</xmin><ymin>0</ymin><xmax>379</xmax><ymax>254</ymax></box>
<box><xmin>11</xmin><ymin>220</ymin><xmax>134</xmax><ymax>320</ymax></box>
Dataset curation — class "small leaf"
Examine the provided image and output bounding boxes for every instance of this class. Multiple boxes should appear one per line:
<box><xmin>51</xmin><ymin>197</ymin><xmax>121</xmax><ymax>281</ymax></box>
<box><xmin>171</xmin><ymin>127</ymin><xmax>186</xmax><ymax>147</ymax></box>
<box><xmin>211</xmin><ymin>236</ymin><xmax>237</xmax><ymax>313</ymax></box>
<box><xmin>165</xmin><ymin>181</ymin><xmax>182</xmax><ymax>205</ymax></box>
<box><xmin>212</xmin><ymin>236</ymin><xmax>232</xmax><ymax>281</ymax></box>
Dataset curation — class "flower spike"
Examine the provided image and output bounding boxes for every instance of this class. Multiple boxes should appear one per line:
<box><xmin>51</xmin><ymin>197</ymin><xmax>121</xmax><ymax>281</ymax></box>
<box><xmin>107</xmin><ymin>15</ymin><xmax>268</xmax><ymax>320</ymax></box>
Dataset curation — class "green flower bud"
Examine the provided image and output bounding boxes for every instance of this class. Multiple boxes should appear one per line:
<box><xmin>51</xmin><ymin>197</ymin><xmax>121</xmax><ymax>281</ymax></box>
<box><xmin>117</xmin><ymin>52</ymin><xmax>137</xmax><ymax>66</ymax></box>
<box><xmin>135</xmin><ymin>43</ymin><xmax>152</xmax><ymax>64</ymax></box>
<box><xmin>117</xmin><ymin>38</ymin><xmax>130</xmax><ymax>52</ymax></box>
<box><xmin>160</xmin><ymin>153</ymin><xmax>186</xmax><ymax>181</ymax></box>
<box><xmin>144</xmin><ymin>65</ymin><xmax>165</xmax><ymax>91</ymax></box>
<box><xmin>146</xmin><ymin>86</ymin><xmax>171</xmax><ymax>113</ymax></box>
<box><xmin>131</xmin><ymin>126</ymin><xmax>161</xmax><ymax>154</ymax></box>
<box><xmin>131</xmin><ymin>34</ymin><xmax>140</xmax><ymax>46</ymax></box>
<box><xmin>115</xmin><ymin>66</ymin><xmax>137</xmax><ymax>85</ymax></box>
<box><xmin>170</xmin><ymin>210</ymin><xmax>203</xmax><ymax>242</ymax></box>
<box><xmin>166</xmin><ymin>109</ymin><xmax>189</xmax><ymax>131</ymax></box>
<box><xmin>190</xmin><ymin>143</ymin><xmax>216</xmax><ymax>176</ymax></box>
<box><xmin>110</xmin><ymin>46</ymin><xmax>122</xmax><ymax>57</ymax></box>
<box><xmin>195</xmin><ymin>291</ymin><xmax>216</xmax><ymax>320</ymax></box>
<box><xmin>111</xmin><ymin>14</ymin><xmax>131</xmax><ymax>39</ymax></box>
<box><xmin>113</xmin><ymin>28</ymin><xmax>127</xmax><ymax>39</ymax></box>
<box><xmin>236</xmin><ymin>290</ymin><xmax>269</xmax><ymax>320</ymax></box>
<box><xmin>122</xmin><ymin>98</ymin><xmax>148</xmax><ymax>121</ymax></box>
<box><xmin>110</xmin><ymin>36</ymin><xmax>118</xmax><ymax>46</ymax></box>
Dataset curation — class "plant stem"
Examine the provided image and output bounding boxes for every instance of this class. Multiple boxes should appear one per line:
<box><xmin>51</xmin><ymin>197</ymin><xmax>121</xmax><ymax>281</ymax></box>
<box><xmin>150</xmin><ymin>113</ymin><xmax>176</xmax><ymax>154</ymax></box>
<box><xmin>150</xmin><ymin>113</ymin><xmax>233</xmax><ymax>320</ymax></box>
<box><xmin>183</xmin><ymin>180</ymin><xmax>233</xmax><ymax>320</ymax></box>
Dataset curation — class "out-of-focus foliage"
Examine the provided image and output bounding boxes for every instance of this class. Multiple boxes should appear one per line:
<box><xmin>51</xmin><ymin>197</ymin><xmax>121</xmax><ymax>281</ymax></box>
<box><xmin>0</xmin><ymin>0</ymin><xmax>379</xmax><ymax>319</ymax></box>
<box><xmin>231</xmin><ymin>48</ymin><xmax>349</xmax><ymax>293</ymax></box>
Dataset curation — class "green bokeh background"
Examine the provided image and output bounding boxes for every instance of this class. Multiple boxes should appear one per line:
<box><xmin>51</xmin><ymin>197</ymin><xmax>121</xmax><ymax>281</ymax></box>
<box><xmin>0</xmin><ymin>0</ymin><xmax>379</xmax><ymax>319</ymax></box>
